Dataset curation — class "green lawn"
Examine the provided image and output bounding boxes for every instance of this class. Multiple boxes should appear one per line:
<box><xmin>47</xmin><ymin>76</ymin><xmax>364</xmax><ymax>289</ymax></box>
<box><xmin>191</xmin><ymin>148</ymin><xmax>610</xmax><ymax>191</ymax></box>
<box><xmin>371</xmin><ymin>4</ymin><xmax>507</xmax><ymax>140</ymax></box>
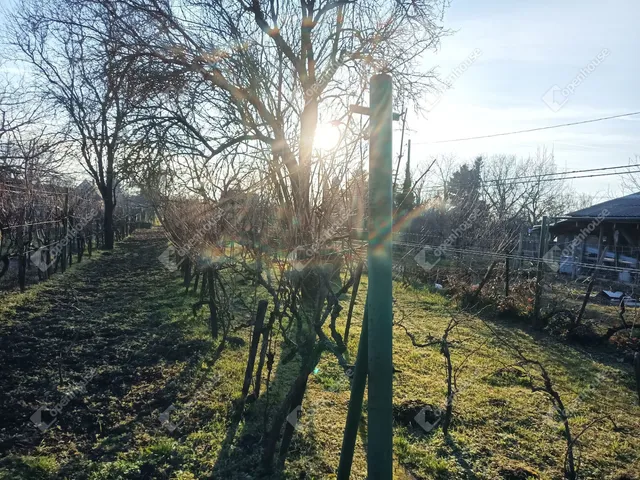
<box><xmin>0</xmin><ymin>230</ymin><xmax>638</xmax><ymax>479</ymax></box>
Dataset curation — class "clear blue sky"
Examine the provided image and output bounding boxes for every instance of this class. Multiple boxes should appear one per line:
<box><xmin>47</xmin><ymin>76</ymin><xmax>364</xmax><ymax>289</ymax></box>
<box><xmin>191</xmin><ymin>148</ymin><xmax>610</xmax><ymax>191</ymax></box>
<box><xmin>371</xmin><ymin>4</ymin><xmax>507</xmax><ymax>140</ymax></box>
<box><xmin>406</xmin><ymin>0</ymin><xmax>640</xmax><ymax>198</ymax></box>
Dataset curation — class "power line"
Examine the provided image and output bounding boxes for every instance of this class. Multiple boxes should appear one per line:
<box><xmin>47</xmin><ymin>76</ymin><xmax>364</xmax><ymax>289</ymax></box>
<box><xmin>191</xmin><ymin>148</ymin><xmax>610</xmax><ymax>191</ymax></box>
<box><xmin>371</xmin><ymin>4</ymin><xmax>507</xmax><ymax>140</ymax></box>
<box><xmin>392</xmin><ymin>240</ymin><xmax>640</xmax><ymax>275</ymax></box>
<box><xmin>4</xmin><ymin>219</ymin><xmax>64</xmax><ymax>230</ymax></box>
<box><xmin>421</xmin><ymin>166</ymin><xmax>640</xmax><ymax>193</ymax></box>
<box><xmin>479</xmin><ymin>163</ymin><xmax>640</xmax><ymax>185</ymax></box>
<box><xmin>412</xmin><ymin>111</ymin><xmax>640</xmax><ymax>145</ymax></box>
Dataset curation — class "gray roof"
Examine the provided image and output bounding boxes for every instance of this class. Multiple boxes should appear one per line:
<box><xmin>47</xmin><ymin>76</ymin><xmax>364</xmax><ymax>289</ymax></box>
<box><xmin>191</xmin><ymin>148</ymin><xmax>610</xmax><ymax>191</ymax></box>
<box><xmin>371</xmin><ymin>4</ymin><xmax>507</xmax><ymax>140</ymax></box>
<box><xmin>567</xmin><ymin>192</ymin><xmax>640</xmax><ymax>218</ymax></box>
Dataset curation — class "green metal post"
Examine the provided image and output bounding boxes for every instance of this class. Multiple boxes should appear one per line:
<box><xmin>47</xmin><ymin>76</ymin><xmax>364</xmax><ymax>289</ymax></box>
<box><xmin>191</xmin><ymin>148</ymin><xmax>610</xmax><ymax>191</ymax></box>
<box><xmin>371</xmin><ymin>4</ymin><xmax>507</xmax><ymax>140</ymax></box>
<box><xmin>337</xmin><ymin>303</ymin><xmax>368</xmax><ymax>480</ymax></box>
<box><xmin>367</xmin><ymin>73</ymin><xmax>393</xmax><ymax>480</ymax></box>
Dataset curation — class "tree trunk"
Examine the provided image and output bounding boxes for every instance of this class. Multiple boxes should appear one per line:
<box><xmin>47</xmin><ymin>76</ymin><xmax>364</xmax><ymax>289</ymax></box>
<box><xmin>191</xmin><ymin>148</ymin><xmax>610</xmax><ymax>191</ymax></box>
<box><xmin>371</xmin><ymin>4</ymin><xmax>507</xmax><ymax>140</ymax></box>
<box><xmin>17</xmin><ymin>233</ymin><xmax>26</xmax><ymax>292</ymax></box>
<box><xmin>193</xmin><ymin>270</ymin><xmax>200</xmax><ymax>294</ymax></box>
<box><xmin>504</xmin><ymin>257</ymin><xmax>510</xmax><ymax>297</ymax></box>
<box><xmin>343</xmin><ymin>262</ymin><xmax>364</xmax><ymax>348</ymax></box>
<box><xmin>77</xmin><ymin>237</ymin><xmax>84</xmax><ymax>263</ymax></box>
<box><xmin>471</xmin><ymin>259</ymin><xmax>499</xmax><ymax>302</ymax></box>
<box><xmin>242</xmin><ymin>300</ymin><xmax>268</xmax><ymax>400</ymax></box>
<box><xmin>254</xmin><ymin>310</ymin><xmax>276</xmax><ymax>398</ymax></box>
<box><xmin>208</xmin><ymin>269</ymin><xmax>218</xmax><ymax>339</ymax></box>
<box><xmin>441</xmin><ymin>341</ymin><xmax>454</xmax><ymax>436</ymax></box>
<box><xmin>0</xmin><ymin>256</ymin><xmax>8</xmax><ymax>279</ymax></box>
<box><xmin>634</xmin><ymin>352</ymin><xmax>640</xmax><ymax>405</ymax></box>
<box><xmin>103</xmin><ymin>194</ymin><xmax>115</xmax><ymax>250</ymax></box>
<box><xmin>184</xmin><ymin>257</ymin><xmax>192</xmax><ymax>290</ymax></box>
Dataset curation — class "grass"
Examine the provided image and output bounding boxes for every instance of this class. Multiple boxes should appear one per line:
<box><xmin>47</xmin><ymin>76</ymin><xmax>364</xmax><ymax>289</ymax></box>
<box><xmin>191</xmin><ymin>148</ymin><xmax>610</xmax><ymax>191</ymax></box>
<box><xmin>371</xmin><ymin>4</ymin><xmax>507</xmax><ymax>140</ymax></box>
<box><xmin>0</xmin><ymin>229</ymin><xmax>638</xmax><ymax>479</ymax></box>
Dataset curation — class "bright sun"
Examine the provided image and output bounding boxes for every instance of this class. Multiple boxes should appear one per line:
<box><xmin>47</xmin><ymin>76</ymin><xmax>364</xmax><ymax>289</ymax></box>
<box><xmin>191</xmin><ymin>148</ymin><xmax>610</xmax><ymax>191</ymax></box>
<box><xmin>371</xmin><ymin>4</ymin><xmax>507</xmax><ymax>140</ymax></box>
<box><xmin>314</xmin><ymin>123</ymin><xmax>342</xmax><ymax>151</ymax></box>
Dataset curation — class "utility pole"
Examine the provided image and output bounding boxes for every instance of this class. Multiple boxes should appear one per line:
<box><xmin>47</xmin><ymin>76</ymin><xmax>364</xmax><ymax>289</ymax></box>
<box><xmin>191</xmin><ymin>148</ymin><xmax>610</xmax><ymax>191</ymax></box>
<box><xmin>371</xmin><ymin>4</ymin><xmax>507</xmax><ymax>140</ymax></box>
<box><xmin>392</xmin><ymin>108</ymin><xmax>407</xmax><ymax>192</ymax></box>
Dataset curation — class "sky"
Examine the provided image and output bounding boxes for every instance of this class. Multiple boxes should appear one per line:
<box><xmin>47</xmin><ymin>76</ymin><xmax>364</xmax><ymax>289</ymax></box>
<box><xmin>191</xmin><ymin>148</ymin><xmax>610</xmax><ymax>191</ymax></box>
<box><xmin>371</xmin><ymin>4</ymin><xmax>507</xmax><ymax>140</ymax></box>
<box><xmin>2</xmin><ymin>0</ymin><xmax>638</xmax><ymax>199</ymax></box>
<box><xmin>404</xmin><ymin>0</ymin><xmax>640</xmax><ymax>199</ymax></box>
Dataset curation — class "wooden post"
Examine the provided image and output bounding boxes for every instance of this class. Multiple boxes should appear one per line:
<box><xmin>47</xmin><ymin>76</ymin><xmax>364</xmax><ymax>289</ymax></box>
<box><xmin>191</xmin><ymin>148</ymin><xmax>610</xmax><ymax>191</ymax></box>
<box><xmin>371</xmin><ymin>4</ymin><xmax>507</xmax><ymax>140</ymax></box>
<box><xmin>534</xmin><ymin>216</ymin><xmax>549</xmax><ymax>327</ymax></box>
<box><xmin>504</xmin><ymin>256</ymin><xmax>510</xmax><ymax>297</ymax></box>
<box><xmin>597</xmin><ymin>225</ymin><xmax>604</xmax><ymax>271</ymax></box>
<box><xmin>17</xmin><ymin>228</ymin><xmax>26</xmax><ymax>292</ymax></box>
<box><xmin>125</xmin><ymin>198</ymin><xmax>130</xmax><ymax>236</ymax></box>
<box><xmin>241</xmin><ymin>300</ymin><xmax>268</xmax><ymax>400</ymax></box>
<box><xmin>77</xmin><ymin>235</ymin><xmax>83</xmax><ymax>263</ymax></box>
<box><xmin>614</xmin><ymin>225</ymin><xmax>619</xmax><ymax>271</ymax></box>
<box><xmin>61</xmin><ymin>188</ymin><xmax>69</xmax><ymax>273</ymax></box>
<box><xmin>27</xmin><ymin>224</ymin><xmax>33</xmax><ymax>271</ymax></box>
<box><xmin>208</xmin><ymin>269</ymin><xmax>218</xmax><ymax>339</ymax></box>
<box><xmin>53</xmin><ymin>225</ymin><xmax>60</xmax><ymax>274</ymax></box>
<box><xmin>635</xmin><ymin>247</ymin><xmax>640</xmax><ymax>285</ymax></box>
<box><xmin>575</xmin><ymin>277</ymin><xmax>595</xmax><ymax>326</ymax></box>
<box><xmin>45</xmin><ymin>228</ymin><xmax>52</xmax><ymax>279</ymax></box>
<box><xmin>183</xmin><ymin>257</ymin><xmax>192</xmax><ymax>289</ymax></box>
<box><xmin>634</xmin><ymin>352</ymin><xmax>640</xmax><ymax>405</ymax></box>
<box><xmin>516</xmin><ymin>230</ymin><xmax>524</xmax><ymax>269</ymax></box>
<box><xmin>343</xmin><ymin>261</ymin><xmax>364</xmax><ymax>347</ymax></box>
<box><xmin>578</xmin><ymin>236</ymin><xmax>586</xmax><ymax>278</ymax></box>
<box><xmin>68</xmin><ymin>213</ymin><xmax>73</xmax><ymax>267</ymax></box>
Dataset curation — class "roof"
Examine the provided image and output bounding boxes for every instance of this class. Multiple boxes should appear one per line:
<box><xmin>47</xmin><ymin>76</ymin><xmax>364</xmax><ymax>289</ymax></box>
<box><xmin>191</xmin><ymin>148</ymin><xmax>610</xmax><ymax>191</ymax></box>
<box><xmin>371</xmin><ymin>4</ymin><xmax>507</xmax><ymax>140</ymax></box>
<box><xmin>566</xmin><ymin>192</ymin><xmax>640</xmax><ymax>219</ymax></box>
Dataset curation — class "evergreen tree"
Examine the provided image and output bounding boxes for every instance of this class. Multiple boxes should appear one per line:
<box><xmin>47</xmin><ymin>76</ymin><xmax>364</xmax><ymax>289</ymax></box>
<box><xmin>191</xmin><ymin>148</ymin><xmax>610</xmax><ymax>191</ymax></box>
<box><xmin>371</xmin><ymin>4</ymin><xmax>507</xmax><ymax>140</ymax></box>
<box><xmin>449</xmin><ymin>156</ymin><xmax>482</xmax><ymax>208</ymax></box>
<box><xmin>394</xmin><ymin>156</ymin><xmax>417</xmax><ymax>220</ymax></box>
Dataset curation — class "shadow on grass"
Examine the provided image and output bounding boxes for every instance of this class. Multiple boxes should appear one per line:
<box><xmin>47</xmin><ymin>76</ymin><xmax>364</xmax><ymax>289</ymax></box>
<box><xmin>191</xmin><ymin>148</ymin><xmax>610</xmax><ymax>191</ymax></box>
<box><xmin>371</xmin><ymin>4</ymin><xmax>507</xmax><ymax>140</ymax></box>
<box><xmin>0</xmin><ymin>229</ymin><xmax>227</xmax><ymax>478</ymax></box>
<box><xmin>210</xmin><ymin>338</ymin><xmax>323</xmax><ymax>479</ymax></box>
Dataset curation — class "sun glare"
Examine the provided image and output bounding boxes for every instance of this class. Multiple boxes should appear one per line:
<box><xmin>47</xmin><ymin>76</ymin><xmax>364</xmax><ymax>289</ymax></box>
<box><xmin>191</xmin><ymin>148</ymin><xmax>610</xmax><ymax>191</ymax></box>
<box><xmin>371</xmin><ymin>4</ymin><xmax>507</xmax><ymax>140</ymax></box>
<box><xmin>314</xmin><ymin>123</ymin><xmax>342</xmax><ymax>151</ymax></box>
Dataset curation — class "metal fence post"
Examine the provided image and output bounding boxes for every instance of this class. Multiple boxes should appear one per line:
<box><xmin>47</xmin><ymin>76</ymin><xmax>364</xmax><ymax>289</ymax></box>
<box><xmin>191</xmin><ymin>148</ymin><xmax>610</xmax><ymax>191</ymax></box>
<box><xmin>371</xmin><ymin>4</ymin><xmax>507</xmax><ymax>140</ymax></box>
<box><xmin>367</xmin><ymin>73</ymin><xmax>393</xmax><ymax>480</ymax></box>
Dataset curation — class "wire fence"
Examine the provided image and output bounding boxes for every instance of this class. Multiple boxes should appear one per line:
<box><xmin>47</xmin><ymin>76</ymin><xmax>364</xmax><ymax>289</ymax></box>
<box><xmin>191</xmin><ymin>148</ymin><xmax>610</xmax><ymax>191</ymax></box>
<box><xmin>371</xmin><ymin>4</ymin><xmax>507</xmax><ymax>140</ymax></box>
<box><xmin>0</xmin><ymin>181</ymin><xmax>155</xmax><ymax>293</ymax></box>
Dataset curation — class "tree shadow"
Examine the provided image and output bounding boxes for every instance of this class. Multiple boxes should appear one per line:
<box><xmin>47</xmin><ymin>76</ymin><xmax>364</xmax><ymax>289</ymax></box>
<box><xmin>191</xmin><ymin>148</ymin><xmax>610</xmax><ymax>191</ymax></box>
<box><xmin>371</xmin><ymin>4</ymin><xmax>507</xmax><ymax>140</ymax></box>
<box><xmin>0</xmin><ymin>230</ymin><xmax>221</xmax><ymax>468</ymax></box>
<box><xmin>443</xmin><ymin>433</ymin><xmax>479</xmax><ymax>480</ymax></box>
<box><xmin>210</xmin><ymin>338</ymin><xmax>321</xmax><ymax>479</ymax></box>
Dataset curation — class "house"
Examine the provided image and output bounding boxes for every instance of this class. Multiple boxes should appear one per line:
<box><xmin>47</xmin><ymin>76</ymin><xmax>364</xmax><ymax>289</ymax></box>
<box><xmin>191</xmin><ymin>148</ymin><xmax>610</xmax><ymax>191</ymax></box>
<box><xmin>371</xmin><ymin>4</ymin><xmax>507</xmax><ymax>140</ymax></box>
<box><xmin>548</xmin><ymin>192</ymin><xmax>640</xmax><ymax>282</ymax></box>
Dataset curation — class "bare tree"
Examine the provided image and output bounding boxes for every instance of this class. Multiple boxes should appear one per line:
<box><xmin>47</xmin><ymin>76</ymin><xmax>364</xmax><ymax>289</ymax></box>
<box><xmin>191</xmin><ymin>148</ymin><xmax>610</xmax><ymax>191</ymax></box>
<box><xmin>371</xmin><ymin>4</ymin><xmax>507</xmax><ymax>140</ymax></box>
<box><xmin>9</xmin><ymin>0</ymin><xmax>141</xmax><ymax>248</ymax></box>
<box><xmin>481</xmin><ymin>154</ymin><xmax>527</xmax><ymax>222</ymax></box>
<box><xmin>88</xmin><ymin>0</ymin><xmax>450</xmax><ymax>245</ymax></box>
<box><xmin>621</xmin><ymin>155</ymin><xmax>640</xmax><ymax>194</ymax></box>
